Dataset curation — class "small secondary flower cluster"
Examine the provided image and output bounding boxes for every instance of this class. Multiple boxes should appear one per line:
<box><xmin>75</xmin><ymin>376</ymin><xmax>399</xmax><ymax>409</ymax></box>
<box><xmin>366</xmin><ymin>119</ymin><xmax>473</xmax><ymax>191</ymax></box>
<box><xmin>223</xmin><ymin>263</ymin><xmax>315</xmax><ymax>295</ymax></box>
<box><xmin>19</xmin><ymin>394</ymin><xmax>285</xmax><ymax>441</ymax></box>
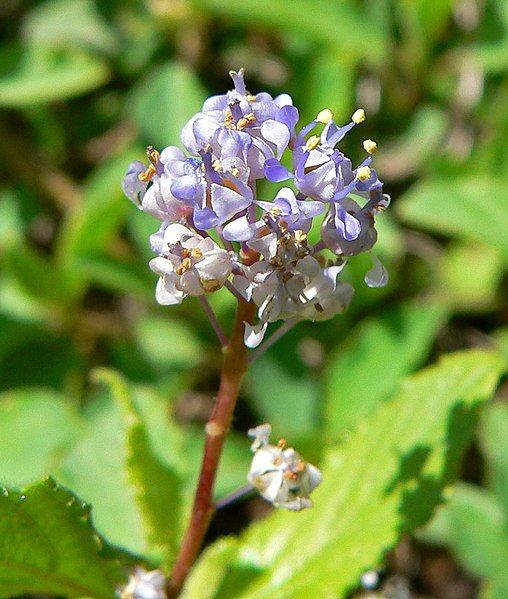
<box><xmin>123</xmin><ymin>69</ymin><xmax>390</xmax><ymax>348</ymax></box>
<box><xmin>247</xmin><ymin>424</ymin><xmax>322</xmax><ymax>510</ymax></box>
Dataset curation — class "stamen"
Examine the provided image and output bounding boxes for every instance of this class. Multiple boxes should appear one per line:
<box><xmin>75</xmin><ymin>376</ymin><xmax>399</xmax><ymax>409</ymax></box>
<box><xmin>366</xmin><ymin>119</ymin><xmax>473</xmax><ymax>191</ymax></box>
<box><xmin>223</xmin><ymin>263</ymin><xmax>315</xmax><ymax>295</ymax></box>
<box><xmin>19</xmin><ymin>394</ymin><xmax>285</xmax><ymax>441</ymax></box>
<box><xmin>277</xmin><ymin>438</ymin><xmax>287</xmax><ymax>449</ymax></box>
<box><xmin>316</xmin><ymin>108</ymin><xmax>333</xmax><ymax>124</ymax></box>
<box><xmin>176</xmin><ymin>257</ymin><xmax>192</xmax><ymax>275</ymax></box>
<box><xmin>356</xmin><ymin>165</ymin><xmax>372</xmax><ymax>181</ymax></box>
<box><xmin>305</xmin><ymin>135</ymin><xmax>321</xmax><ymax>150</ymax></box>
<box><xmin>363</xmin><ymin>139</ymin><xmax>377</xmax><ymax>154</ymax></box>
<box><xmin>146</xmin><ymin>145</ymin><xmax>160</xmax><ymax>164</ymax></box>
<box><xmin>352</xmin><ymin>108</ymin><xmax>366</xmax><ymax>124</ymax></box>
<box><xmin>237</xmin><ymin>112</ymin><xmax>256</xmax><ymax>130</ymax></box>
<box><xmin>138</xmin><ymin>164</ymin><xmax>156</xmax><ymax>182</ymax></box>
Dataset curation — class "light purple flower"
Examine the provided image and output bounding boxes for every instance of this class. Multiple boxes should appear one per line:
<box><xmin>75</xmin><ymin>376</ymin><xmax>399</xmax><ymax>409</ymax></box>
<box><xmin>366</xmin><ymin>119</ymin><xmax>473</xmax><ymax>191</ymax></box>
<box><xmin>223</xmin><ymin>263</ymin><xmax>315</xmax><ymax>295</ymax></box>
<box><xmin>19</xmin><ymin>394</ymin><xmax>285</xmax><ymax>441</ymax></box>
<box><xmin>181</xmin><ymin>69</ymin><xmax>298</xmax><ymax>180</ymax></box>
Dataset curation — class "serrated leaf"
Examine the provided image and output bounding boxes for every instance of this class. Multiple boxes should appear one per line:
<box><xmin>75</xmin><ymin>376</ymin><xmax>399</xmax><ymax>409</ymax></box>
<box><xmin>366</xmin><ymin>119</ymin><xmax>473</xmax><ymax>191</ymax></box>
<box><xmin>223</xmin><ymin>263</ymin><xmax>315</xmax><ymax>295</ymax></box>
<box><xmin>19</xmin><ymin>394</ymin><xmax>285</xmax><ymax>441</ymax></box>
<box><xmin>93</xmin><ymin>369</ymin><xmax>184</xmax><ymax>567</ymax></box>
<box><xmin>324</xmin><ymin>301</ymin><xmax>448</xmax><ymax>436</ymax></box>
<box><xmin>0</xmin><ymin>477</ymin><xmax>129</xmax><ymax>598</ymax></box>
<box><xmin>0</xmin><ymin>46</ymin><xmax>109</xmax><ymax>107</ymax></box>
<box><xmin>397</xmin><ymin>177</ymin><xmax>508</xmax><ymax>260</ymax></box>
<box><xmin>204</xmin><ymin>350</ymin><xmax>505</xmax><ymax>598</ymax></box>
<box><xmin>129</xmin><ymin>61</ymin><xmax>206</xmax><ymax>148</ymax></box>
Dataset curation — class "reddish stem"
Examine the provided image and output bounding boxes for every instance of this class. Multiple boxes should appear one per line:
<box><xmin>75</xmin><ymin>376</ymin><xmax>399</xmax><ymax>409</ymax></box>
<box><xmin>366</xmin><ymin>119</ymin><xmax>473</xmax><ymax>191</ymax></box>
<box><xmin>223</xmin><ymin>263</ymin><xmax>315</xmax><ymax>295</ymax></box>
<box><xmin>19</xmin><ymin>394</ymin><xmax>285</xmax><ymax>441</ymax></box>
<box><xmin>168</xmin><ymin>299</ymin><xmax>255</xmax><ymax>596</ymax></box>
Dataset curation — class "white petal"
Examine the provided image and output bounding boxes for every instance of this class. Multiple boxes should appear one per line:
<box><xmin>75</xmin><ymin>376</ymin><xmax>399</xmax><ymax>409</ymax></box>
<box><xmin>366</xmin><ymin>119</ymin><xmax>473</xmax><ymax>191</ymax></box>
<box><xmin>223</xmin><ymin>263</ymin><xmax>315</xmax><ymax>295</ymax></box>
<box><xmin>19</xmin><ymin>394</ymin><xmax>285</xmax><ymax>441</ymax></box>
<box><xmin>364</xmin><ymin>254</ymin><xmax>389</xmax><ymax>288</ymax></box>
<box><xmin>247</xmin><ymin>423</ymin><xmax>272</xmax><ymax>451</ymax></box>
<box><xmin>244</xmin><ymin>321</ymin><xmax>268</xmax><ymax>349</ymax></box>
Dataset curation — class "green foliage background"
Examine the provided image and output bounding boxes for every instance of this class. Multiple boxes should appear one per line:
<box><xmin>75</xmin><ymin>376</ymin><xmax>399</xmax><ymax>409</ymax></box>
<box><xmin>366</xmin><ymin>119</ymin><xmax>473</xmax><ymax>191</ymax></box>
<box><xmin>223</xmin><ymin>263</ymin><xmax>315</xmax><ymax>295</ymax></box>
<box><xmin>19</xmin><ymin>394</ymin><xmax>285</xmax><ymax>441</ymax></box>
<box><xmin>0</xmin><ymin>0</ymin><xmax>507</xmax><ymax>597</ymax></box>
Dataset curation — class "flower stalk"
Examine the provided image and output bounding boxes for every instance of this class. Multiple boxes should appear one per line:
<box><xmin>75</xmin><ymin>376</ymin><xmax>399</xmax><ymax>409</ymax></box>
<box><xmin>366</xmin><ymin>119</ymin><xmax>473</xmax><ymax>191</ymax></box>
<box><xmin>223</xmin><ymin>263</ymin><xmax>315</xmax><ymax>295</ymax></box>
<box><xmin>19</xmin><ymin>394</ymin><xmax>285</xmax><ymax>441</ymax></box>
<box><xmin>168</xmin><ymin>299</ymin><xmax>255</xmax><ymax>596</ymax></box>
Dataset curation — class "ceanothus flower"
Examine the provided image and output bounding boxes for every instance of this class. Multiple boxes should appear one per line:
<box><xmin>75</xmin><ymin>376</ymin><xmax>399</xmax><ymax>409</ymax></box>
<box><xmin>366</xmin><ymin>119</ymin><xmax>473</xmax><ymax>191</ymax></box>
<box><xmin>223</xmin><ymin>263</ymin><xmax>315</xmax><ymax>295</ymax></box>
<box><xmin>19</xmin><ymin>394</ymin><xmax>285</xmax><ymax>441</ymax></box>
<box><xmin>233</xmin><ymin>228</ymin><xmax>354</xmax><ymax>334</ymax></box>
<box><xmin>149</xmin><ymin>223</ymin><xmax>233</xmax><ymax>305</ymax></box>
<box><xmin>222</xmin><ymin>187</ymin><xmax>324</xmax><ymax>242</ymax></box>
<box><xmin>121</xmin><ymin>68</ymin><xmax>390</xmax><ymax>349</ymax></box>
<box><xmin>247</xmin><ymin>423</ymin><xmax>322</xmax><ymax>510</ymax></box>
<box><xmin>181</xmin><ymin>68</ymin><xmax>298</xmax><ymax>180</ymax></box>
<box><xmin>120</xmin><ymin>567</ymin><xmax>166</xmax><ymax>599</ymax></box>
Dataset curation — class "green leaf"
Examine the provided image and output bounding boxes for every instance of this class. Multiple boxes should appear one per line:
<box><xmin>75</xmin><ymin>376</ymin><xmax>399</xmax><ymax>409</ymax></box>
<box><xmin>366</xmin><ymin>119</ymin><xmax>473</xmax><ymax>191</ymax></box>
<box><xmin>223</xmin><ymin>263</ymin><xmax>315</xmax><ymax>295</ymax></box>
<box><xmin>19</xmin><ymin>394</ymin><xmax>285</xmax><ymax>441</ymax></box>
<box><xmin>324</xmin><ymin>301</ymin><xmax>448</xmax><ymax>436</ymax></box>
<box><xmin>426</xmin><ymin>484</ymin><xmax>508</xmax><ymax>588</ymax></box>
<box><xmin>22</xmin><ymin>0</ymin><xmax>118</xmax><ymax>55</ymax></box>
<box><xmin>190</xmin><ymin>0</ymin><xmax>386</xmax><ymax>63</ymax></box>
<box><xmin>135</xmin><ymin>314</ymin><xmax>204</xmax><ymax>371</ymax></box>
<box><xmin>129</xmin><ymin>61</ymin><xmax>206</xmax><ymax>148</ymax></box>
<box><xmin>434</xmin><ymin>241</ymin><xmax>505</xmax><ymax>312</ymax></box>
<box><xmin>0</xmin><ymin>477</ymin><xmax>128</xmax><ymax>598</ymax></box>
<box><xmin>92</xmin><ymin>369</ymin><xmax>184</xmax><ymax>567</ymax></box>
<box><xmin>375</xmin><ymin>106</ymin><xmax>448</xmax><ymax>180</ymax></box>
<box><xmin>0</xmin><ymin>388</ymin><xmax>80</xmax><ymax>486</ymax></box>
<box><xmin>206</xmin><ymin>350</ymin><xmax>505</xmax><ymax>598</ymax></box>
<box><xmin>180</xmin><ymin>538</ymin><xmax>239</xmax><ymax>599</ymax></box>
<box><xmin>56</xmin><ymin>151</ymin><xmax>139</xmax><ymax>271</ymax></box>
<box><xmin>246</xmin><ymin>355</ymin><xmax>319</xmax><ymax>437</ymax></box>
<box><xmin>480</xmin><ymin>403</ymin><xmax>508</xmax><ymax>514</ymax></box>
<box><xmin>397</xmin><ymin>177</ymin><xmax>508</xmax><ymax>260</ymax></box>
<box><xmin>0</xmin><ymin>46</ymin><xmax>109</xmax><ymax>107</ymax></box>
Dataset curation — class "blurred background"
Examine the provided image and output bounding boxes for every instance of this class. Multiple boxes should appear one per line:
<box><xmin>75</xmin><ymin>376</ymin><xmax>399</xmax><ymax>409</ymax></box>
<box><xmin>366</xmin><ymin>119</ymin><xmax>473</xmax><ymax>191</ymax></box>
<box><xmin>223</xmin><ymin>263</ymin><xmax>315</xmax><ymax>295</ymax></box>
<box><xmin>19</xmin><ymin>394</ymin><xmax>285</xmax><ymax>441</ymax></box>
<box><xmin>0</xmin><ymin>0</ymin><xmax>507</xmax><ymax>597</ymax></box>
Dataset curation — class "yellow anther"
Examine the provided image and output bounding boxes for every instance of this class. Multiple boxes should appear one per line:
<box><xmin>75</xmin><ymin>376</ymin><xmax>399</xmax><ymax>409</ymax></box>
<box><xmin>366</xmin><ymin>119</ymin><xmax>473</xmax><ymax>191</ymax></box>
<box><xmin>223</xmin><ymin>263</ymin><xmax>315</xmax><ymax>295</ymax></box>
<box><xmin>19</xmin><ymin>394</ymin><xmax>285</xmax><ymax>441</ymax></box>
<box><xmin>294</xmin><ymin>230</ymin><xmax>308</xmax><ymax>244</ymax></box>
<box><xmin>191</xmin><ymin>248</ymin><xmax>203</xmax><ymax>258</ymax></box>
<box><xmin>352</xmin><ymin>108</ymin><xmax>366</xmax><ymax>124</ymax></box>
<box><xmin>246</xmin><ymin>94</ymin><xmax>257</xmax><ymax>102</ymax></box>
<box><xmin>305</xmin><ymin>135</ymin><xmax>321</xmax><ymax>150</ymax></box>
<box><xmin>363</xmin><ymin>139</ymin><xmax>377</xmax><ymax>154</ymax></box>
<box><xmin>146</xmin><ymin>145</ymin><xmax>160</xmax><ymax>164</ymax></box>
<box><xmin>176</xmin><ymin>257</ymin><xmax>192</xmax><ymax>275</ymax></box>
<box><xmin>230</xmin><ymin>167</ymin><xmax>240</xmax><ymax>178</ymax></box>
<box><xmin>277</xmin><ymin>438</ymin><xmax>287</xmax><ymax>449</ymax></box>
<box><xmin>356</xmin><ymin>166</ymin><xmax>372</xmax><ymax>181</ymax></box>
<box><xmin>138</xmin><ymin>164</ymin><xmax>156</xmax><ymax>182</ymax></box>
<box><xmin>316</xmin><ymin>108</ymin><xmax>334</xmax><ymax>124</ymax></box>
<box><xmin>224</xmin><ymin>108</ymin><xmax>234</xmax><ymax>128</ymax></box>
<box><xmin>212</xmin><ymin>159</ymin><xmax>223</xmax><ymax>172</ymax></box>
<box><xmin>237</xmin><ymin>112</ymin><xmax>256</xmax><ymax>131</ymax></box>
<box><xmin>269</xmin><ymin>206</ymin><xmax>283</xmax><ymax>217</ymax></box>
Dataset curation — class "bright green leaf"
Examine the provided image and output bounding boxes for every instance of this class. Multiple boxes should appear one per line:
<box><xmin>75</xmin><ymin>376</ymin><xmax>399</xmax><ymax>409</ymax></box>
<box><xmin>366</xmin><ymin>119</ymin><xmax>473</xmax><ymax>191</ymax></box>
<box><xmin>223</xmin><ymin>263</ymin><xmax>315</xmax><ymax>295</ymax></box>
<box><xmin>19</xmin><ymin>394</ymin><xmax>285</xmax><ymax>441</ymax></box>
<box><xmin>426</xmin><ymin>484</ymin><xmax>508</xmax><ymax>588</ymax></box>
<box><xmin>93</xmin><ymin>369</ymin><xmax>184</xmax><ymax>567</ymax></box>
<box><xmin>397</xmin><ymin>177</ymin><xmax>508</xmax><ymax>260</ymax></box>
<box><xmin>0</xmin><ymin>388</ymin><xmax>80</xmax><ymax>486</ymax></box>
<box><xmin>324</xmin><ymin>300</ymin><xmax>448</xmax><ymax>436</ymax></box>
<box><xmin>0</xmin><ymin>46</ymin><xmax>109</xmax><ymax>107</ymax></box>
<box><xmin>22</xmin><ymin>0</ymin><xmax>118</xmax><ymax>55</ymax></box>
<box><xmin>129</xmin><ymin>61</ymin><xmax>206</xmax><ymax>148</ymax></box>
<box><xmin>209</xmin><ymin>350</ymin><xmax>505</xmax><ymax>598</ymax></box>
<box><xmin>0</xmin><ymin>477</ymin><xmax>129</xmax><ymax>598</ymax></box>
<box><xmin>434</xmin><ymin>241</ymin><xmax>504</xmax><ymax>312</ymax></box>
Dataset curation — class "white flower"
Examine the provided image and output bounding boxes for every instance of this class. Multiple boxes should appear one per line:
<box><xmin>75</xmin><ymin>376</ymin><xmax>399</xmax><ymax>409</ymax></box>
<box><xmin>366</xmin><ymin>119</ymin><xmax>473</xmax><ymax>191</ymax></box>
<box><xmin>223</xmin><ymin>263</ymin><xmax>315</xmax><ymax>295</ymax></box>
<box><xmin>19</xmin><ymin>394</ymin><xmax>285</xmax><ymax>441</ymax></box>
<box><xmin>233</xmin><ymin>231</ymin><xmax>353</xmax><ymax>323</ymax></box>
<box><xmin>120</xmin><ymin>567</ymin><xmax>166</xmax><ymax>599</ymax></box>
<box><xmin>247</xmin><ymin>424</ymin><xmax>322</xmax><ymax>510</ymax></box>
<box><xmin>149</xmin><ymin>224</ymin><xmax>233</xmax><ymax>305</ymax></box>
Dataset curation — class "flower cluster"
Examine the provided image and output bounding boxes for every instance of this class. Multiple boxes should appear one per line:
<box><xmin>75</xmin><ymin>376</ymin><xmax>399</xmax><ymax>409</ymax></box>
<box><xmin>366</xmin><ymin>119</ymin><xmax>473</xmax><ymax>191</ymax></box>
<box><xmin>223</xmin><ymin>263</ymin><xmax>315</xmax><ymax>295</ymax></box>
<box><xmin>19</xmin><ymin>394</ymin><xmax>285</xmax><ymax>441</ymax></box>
<box><xmin>247</xmin><ymin>424</ymin><xmax>322</xmax><ymax>510</ymax></box>
<box><xmin>123</xmin><ymin>69</ymin><xmax>390</xmax><ymax>348</ymax></box>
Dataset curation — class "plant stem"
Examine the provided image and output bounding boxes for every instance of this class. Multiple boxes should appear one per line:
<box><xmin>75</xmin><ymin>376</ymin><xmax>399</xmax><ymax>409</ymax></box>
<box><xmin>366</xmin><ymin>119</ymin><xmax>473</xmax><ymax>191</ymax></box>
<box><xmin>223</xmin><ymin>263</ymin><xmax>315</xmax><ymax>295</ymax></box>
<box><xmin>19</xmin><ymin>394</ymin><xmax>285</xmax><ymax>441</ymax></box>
<box><xmin>198</xmin><ymin>295</ymin><xmax>229</xmax><ymax>347</ymax></box>
<box><xmin>168</xmin><ymin>299</ymin><xmax>255</xmax><ymax>596</ymax></box>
